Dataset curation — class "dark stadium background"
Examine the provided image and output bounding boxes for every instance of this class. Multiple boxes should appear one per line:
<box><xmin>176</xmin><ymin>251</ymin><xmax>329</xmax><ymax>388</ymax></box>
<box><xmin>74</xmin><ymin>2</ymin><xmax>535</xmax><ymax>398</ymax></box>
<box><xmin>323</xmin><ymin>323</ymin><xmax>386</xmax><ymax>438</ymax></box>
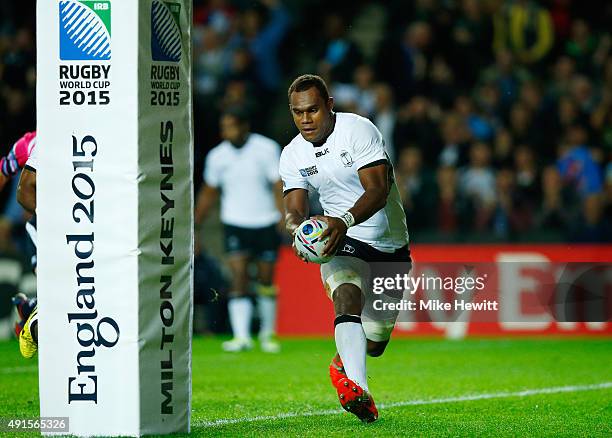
<box><xmin>0</xmin><ymin>0</ymin><xmax>611</xmax><ymax>335</ymax></box>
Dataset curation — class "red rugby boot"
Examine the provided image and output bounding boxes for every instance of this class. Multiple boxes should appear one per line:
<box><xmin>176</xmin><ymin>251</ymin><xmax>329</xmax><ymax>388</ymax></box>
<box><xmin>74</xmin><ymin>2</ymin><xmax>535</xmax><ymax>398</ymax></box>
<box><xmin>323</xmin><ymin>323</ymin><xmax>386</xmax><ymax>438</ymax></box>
<box><xmin>336</xmin><ymin>377</ymin><xmax>378</xmax><ymax>423</ymax></box>
<box><xmin>329</xmin><ymin>353</ymin><xmax>347</xmax><ymax>388</ymax></box>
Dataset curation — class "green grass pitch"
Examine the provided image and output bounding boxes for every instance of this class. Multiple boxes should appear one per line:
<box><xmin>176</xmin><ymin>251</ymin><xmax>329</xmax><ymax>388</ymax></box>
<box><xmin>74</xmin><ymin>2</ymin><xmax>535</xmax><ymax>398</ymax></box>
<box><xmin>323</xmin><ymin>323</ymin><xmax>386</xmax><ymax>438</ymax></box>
<box><xmin>1</xmin><ymin>337</ymin><xmax>611</xmax><ymax>437</ymax></box>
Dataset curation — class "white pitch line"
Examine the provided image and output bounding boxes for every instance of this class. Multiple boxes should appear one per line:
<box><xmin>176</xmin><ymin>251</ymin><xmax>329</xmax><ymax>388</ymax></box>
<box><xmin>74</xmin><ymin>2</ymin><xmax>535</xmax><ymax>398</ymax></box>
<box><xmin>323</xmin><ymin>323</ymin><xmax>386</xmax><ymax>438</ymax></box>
<box><xmin>0</xmin><ymin>365</ymin><xmax>37</xmax><ymax>374</ymax></box>
<box><xmin>195</xmin><ymin>382</ymin><xmax>612</xmax><ymax>428</ymax></box>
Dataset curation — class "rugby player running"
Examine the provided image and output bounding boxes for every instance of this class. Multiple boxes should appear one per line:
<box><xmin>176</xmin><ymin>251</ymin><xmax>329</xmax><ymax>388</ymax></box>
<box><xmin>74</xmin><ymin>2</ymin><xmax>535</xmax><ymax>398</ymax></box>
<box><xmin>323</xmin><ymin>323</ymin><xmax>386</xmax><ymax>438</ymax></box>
<box><xmin>280</xmin><ymin>74</ymin><xmax>411</xmax><ymax>422</ymax></box>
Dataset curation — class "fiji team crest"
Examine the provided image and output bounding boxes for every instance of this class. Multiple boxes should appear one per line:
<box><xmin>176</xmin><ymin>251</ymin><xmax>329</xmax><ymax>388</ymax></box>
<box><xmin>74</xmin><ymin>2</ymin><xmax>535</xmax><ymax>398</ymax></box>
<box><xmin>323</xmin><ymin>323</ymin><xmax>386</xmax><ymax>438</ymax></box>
<box><xmin>340</xmin><ymin>150</ymin><xmax>354</xmax><ymax>167</ymax></box>
<box><xmin>151</xmin><ymin>1</ymin><xmax>182</xmax><ymax>62</ymax></box>
<box><xmin>59</xmin><ymin>0</ymin><xmax>111</xmax><ymax>61</ymax></box>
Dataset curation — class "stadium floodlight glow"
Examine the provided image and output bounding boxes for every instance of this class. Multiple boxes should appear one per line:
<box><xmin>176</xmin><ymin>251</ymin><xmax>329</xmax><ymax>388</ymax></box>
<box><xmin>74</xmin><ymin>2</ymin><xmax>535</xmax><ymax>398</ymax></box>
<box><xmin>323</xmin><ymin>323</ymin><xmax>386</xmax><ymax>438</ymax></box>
<box><xmin>37</xmin><ymin>1</ymin><xmax>193</xmax><ymax>436</ymax></box>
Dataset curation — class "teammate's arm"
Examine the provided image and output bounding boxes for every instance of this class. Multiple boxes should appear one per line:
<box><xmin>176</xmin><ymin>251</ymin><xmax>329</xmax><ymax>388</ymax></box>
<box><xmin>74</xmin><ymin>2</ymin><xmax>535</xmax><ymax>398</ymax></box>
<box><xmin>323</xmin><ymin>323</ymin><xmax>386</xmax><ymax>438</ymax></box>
<box><xmin>320</xmin><ymin>163</ymin><xmax>389</xmax><ymax>256</ymax></box>
<box><xmin>283</xmin><ymin>188</ymin><xmax>309</xmax><ymax>236</ymax></box>
<box><xmin>17</xmin><ymin>168</ymin><xmax>37</xmax><ymax>214</ymax></box>
<box><xmin>194</xmin><ymin>184</ymin><xmax>220</xmax><ymax>226</ymax></box>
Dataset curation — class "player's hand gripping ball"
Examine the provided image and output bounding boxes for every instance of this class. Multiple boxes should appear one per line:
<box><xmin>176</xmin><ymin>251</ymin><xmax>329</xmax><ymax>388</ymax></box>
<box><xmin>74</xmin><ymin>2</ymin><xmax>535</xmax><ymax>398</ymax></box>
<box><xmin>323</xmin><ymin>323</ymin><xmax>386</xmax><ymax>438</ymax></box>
<box><xmin>293</xmin><ymin>218</ymin><xmax>334</xmax><ymax>264</ymax></box>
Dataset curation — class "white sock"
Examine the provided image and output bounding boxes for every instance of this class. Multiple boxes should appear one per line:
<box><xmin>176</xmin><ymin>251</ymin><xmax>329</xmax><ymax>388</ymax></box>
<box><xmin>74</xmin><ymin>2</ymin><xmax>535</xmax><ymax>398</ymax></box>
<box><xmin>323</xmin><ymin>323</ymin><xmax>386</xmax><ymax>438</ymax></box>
<box><xmin>334</xmin><ymin>317</ymin><xmax>368</xmax><ymax>392</ymax></box>
<box><xmin>227</xmin><ymin>296</ymin><xmax>253</xmax><ymax>340</ymax></box>
<box><xmin>257</xmin><ymin>296</ymin><xmax>277</xmax><ymax>339</ymax></box>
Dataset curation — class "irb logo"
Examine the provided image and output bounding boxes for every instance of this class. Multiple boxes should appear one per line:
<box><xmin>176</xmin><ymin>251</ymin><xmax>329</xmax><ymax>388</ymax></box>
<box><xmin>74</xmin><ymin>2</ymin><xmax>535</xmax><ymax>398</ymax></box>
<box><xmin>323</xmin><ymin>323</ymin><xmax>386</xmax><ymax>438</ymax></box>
<box><xmin>166</xmin><ymin>3</ymin><xmax>180</xmax><ymax>13</ymax></box>
<box><xmin>59</xmin><ymin>0</ymin><xmax>111</xmax><ymax>61</ymax></box>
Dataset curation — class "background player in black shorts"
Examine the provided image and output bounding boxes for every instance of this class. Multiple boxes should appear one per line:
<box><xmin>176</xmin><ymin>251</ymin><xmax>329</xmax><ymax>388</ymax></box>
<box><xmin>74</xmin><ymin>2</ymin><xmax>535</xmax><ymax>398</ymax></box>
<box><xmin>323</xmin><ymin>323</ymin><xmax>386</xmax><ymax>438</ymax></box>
<box><xmin>195</xmin><ymin>108</ymin><xmax>285</xmax><ymax>353</ymax></box>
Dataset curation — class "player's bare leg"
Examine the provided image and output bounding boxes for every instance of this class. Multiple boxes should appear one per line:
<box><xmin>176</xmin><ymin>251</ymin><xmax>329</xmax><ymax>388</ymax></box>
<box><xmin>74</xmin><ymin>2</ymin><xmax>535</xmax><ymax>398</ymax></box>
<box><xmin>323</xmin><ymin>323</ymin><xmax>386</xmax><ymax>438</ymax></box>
<box><xmin>367</xmin><ymin>339</ymin><xmax>389</xmax><ymax>357</ymax></box>
<box><xmin>223</xmin><ymin>254</ymin><xmax>253</xmax><ymax>352</ymax></box>
<box><xmin>332</xmin><ymin>283</ymin><xmax>378</xmax><ymax>422</ymax></box>
<box><xmin>255</xmin><ymin>260</ymin><xmax>280</xmax><ymax>353</ymax></box>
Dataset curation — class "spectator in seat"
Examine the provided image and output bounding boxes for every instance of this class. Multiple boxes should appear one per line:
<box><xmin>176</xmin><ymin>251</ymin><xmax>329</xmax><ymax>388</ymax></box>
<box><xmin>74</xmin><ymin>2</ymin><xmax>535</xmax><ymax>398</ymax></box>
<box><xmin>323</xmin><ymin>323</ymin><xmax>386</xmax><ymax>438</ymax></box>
<box><xmin>557</xmin><ymin>125</ymin><xmax>603</xmax><ymax>201</ymax></box>
<box><xmin>227</xmin><ymin>0</ymin><xmax>290</xmax><ymax>94</ymax></box>
<box><xmin>435</xmin><ymin>165</ymin><xmax>468</xmax><ymax>234</ymax></box>
<box><xmin>569</xmin><ymin>194</ymin><xmax>610</xmax><ymax>242</ymax></box>
<box><xmin>332</xmin><ymin>64</ymin><xmax>377</xmax><ymax>118</ymax></box>
<box><xmin>459</xmin><ymin>142</ymin><xmax>496</xmax><ymax>230</ymax></box>
<box><xmin>537</xmin><ymin>165</ymin><xmax>571</xmax><ymax>233</ymax></box>
<box><xmin>454</xmin><ymin>94</ymin><xmax>495</xmax><ymax>142</ymax></box>
<box><xmin>395</xmin><ymin>96</ymin><xmax>441</xmax><ymax>164</ymax></box>
<box><xmin>371</xmin><ymin>83</ymin><xmax>397</xmax><ymax>163</ymax></box>
<box><xmin>394</xmin><ymin>146</ymin><xmax>436</xmax><ymax>230</ymax></box>
<box><xmin>437</xmin><ymin>112</ymin><xmax>470</xmax><ymax>167</ymax></box>
<box><xmin>508</xmin><ymin>101</ymin><xmax>542</xmax><ymax>152</ymax></box>
<box><xmin>376</xmin><ymin>21</ymin><xmax>432</xmax><ymax>103</ymax></box>
<box><xmin>492</xmin><ymin>127</ymin><xmax>514</xmax><ymax>168</ymax></box>
<box><xmin>514</xmin><ymin>144</ymin><xmax>539</xmax><ymax>205</ymax></box>
<box><xmin>547</xmin><ymin>55</ymin><xmax>576</xmax><ymax>101</ymax></box>
<box><xmin>317</xmin><ymin>13</ymin><xmax>363</xmax><ymax>84</ymax></box>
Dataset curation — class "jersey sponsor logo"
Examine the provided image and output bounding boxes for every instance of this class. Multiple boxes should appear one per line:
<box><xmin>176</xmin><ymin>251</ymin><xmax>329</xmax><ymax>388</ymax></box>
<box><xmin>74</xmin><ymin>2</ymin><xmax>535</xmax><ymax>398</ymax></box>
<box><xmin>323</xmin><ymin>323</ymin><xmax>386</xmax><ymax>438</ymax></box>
<box><xmin>315</xmin><ymin>148</ymin><xmax>329</xmax><ymax>158</ymax></box>
<box><xmin>299</xmin><ymin>165</ymin><xmax>318</xmax><ymax>177</ymax></box>
<box><xmin>151</xmin><ymin>0</ymin><xmax>182</xmax><ymax>62</ymax></box>
<box><xmin>340</xmin><ymin>150</ymin><xmax>354</xmax><ymax>167</ymax></box>
<box><xmin>59</xmin><ymin>0</ymin><xmax>111</xmax><ymax>61</ymax></box>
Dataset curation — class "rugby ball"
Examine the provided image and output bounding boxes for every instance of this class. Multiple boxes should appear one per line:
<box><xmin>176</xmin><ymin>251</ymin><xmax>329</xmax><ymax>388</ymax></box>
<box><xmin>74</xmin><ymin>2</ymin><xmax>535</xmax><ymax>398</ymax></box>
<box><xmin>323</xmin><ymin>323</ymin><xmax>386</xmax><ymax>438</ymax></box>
<box><xmin>294</xmin><ymin>218</ymin><xmax>333</xmax><ymax>264</ymax></box>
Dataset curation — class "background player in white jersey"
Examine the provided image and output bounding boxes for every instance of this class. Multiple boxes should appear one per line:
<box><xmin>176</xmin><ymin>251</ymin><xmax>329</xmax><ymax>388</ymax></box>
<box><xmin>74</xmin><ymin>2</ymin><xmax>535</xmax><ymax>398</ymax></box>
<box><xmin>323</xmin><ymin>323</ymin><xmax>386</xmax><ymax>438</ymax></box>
<box><xmin>195</xmin><ymin>108</ymin><xmax>284</xmax><ymax>353</ymax></box>
<box><xmin>280</xmin><ymin>74</ymin><xmax>411</xmax><ymax>423</ymax></box>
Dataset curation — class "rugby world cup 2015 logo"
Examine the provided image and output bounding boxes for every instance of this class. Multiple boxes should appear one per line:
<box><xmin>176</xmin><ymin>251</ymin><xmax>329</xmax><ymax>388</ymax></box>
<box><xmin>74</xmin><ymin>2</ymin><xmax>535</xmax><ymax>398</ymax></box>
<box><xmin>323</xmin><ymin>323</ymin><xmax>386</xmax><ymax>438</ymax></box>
<box><xmin>151</xmin><ymin>1</ymin><xmax>182</xmax><ymax>62</ymax></box>
<box><xmin>59</xmin><ymin>0</ymin><xmax>111</xmax><ymax>61</ymax></box>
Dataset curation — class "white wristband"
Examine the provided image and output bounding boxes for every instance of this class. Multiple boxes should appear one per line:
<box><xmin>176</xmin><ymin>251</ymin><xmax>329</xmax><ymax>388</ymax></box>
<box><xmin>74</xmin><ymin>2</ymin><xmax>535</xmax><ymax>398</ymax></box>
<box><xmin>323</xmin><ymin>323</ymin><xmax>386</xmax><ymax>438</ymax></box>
<box><xmin>340</xmin><ymin>212</ymin><xmax>355</xmax><ymax>229</ymax></box>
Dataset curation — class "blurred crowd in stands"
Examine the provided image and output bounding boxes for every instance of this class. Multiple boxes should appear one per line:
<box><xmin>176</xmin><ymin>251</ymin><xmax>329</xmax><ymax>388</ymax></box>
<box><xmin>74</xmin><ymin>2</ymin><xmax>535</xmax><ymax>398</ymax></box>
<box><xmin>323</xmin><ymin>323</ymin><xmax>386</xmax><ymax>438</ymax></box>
<box><xmin>1</xmin><ymin>0</ymin><xmax>611</xmax><ymax>251</ymax></box>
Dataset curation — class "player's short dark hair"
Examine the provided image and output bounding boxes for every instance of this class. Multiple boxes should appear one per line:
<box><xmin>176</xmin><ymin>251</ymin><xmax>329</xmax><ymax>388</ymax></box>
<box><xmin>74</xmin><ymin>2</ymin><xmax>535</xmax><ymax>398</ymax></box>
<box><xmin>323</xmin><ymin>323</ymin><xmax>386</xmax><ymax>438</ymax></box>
<box><xmin>287</xmin><ymin>74</ymin><xmax>330</xmax><ymax>102</ymax></box>
<box><xmin>222</xmin><ymin>106</ymin><xmax>250</xmax><ymax>125</ymax></box>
